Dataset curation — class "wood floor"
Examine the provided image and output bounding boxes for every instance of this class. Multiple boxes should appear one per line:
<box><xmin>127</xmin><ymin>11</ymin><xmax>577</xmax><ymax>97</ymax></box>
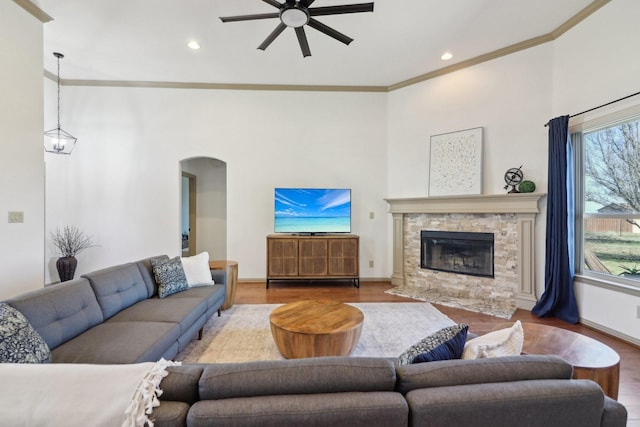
<box><xmin>236</xmin><ymin>280</ymin><xmax>640</xmax><ymax>426</ymax></box>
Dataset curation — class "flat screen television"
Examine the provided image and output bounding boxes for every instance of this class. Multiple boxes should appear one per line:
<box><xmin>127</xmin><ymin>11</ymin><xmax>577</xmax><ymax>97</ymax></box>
<box><xmin>274</xmin><ymin>188</ymin><xmax>351</xmax><ymax>234</ymax></box>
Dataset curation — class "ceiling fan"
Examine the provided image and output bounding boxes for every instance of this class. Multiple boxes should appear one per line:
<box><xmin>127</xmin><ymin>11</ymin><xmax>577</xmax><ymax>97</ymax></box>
<box><xmin>219</xmin><ymin>0</ymin><xmax>374</xmax><ymax>57</ymax></box>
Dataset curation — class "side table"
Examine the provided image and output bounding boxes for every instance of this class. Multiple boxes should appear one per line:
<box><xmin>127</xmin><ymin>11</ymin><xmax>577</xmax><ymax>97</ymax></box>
<box><xmin>494</xmin><ymin>322</ymin><xmax>620</xmax><ymax>399</ymax></box>
<box><xmin>209</xmin><ymin>260</ymin><xmax>238</xmax><ymax>310</ymax></box>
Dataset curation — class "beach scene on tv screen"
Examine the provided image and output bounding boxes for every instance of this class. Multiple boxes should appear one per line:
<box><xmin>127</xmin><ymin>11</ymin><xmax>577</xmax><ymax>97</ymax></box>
<box><xmin>275</xmin><ymin>188</ymin><xmax>351</xmax><ymax>233</ymax></box>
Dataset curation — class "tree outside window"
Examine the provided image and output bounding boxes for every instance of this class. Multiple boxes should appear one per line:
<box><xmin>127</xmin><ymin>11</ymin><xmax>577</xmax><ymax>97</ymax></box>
<box><xmin>583</xmin><ymin>118</ymin><xmax>640</xmax><ymax>280</ymax></box>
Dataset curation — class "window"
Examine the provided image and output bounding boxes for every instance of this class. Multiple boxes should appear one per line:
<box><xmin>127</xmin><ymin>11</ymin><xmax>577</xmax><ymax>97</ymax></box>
<box><xmin>575</xmin><ymin>114</ymin><xmax>640</xmax><ymax>286</ymax></box>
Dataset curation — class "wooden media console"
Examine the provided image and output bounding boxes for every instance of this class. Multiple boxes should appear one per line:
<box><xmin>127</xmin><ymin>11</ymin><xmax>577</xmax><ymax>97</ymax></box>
<box><xmin>266</xmin><ymin>234</ymin><xmax>359</xmax><ymax>288</ymax></box>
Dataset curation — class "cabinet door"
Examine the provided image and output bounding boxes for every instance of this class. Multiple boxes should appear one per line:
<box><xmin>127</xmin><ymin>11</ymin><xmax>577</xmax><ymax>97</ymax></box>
<box><xmin>298</xmin><ymin>239</ymin><xmax>328</xmax><ymax>276</ymax></box>
<box><xmin>267</xmin><ymin>238</ymin><xmax>298</xmax><ymax>277</ymax></box>
<box><xmin>328</xmin><ymin>238</ymin><xmax>359</xmax><ymax>276</ymax></box>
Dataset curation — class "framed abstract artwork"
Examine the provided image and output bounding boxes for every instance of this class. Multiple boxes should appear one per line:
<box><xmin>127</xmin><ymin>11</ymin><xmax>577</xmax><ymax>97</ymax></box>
<box><xmin>429</xmin><ymin>127</ymin><xmax>483</xmax><ymax>196</ymax></box>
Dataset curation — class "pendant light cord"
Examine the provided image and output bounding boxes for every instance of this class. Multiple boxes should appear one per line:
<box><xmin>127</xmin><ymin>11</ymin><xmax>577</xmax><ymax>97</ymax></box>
<box><xmin>56</xmin><ymin>54</ymin><xmax>61</xmax><ymax>129</ymax></box>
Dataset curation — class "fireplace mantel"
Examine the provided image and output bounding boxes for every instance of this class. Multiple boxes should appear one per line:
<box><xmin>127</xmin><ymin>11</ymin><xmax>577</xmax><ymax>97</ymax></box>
<box><xmin>385</xmin><ymin>193</ymin><xmax>544</xmax><ymax>215</ymax></box>
<box><xmin>384</xmin><ymin>193</ymin><xmax>546</xmax><ymax>311</ymax></box>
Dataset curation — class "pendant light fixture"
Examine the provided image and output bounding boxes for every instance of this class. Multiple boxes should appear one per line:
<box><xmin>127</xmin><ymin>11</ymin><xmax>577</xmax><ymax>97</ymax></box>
<box><xmin>44</xmin><ymin>52</ymin><xmax>77</xmax><ymax>155</ymax></box>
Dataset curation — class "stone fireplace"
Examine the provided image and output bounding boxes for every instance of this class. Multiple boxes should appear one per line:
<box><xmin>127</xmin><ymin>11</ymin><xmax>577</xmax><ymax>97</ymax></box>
<box><xmin>385</xmin><ymin>194</ymin><xmax>545</xmax><ymax>318</ymax></box>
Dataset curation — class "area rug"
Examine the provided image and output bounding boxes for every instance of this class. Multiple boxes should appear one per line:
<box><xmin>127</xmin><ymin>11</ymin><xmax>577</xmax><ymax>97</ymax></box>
<box><xmin>177</xmin><ymin>303</ymin><xmax>455</xmax><ymax>363</ymax></box>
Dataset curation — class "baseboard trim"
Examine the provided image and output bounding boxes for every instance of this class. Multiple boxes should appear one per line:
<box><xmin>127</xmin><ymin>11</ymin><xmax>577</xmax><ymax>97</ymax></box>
<box><xmin>240</xmin><ymin>277</ymin><xmax>391</xmax><ymax>283</ymax></box>
<box><xmin>580</xmin><ymin>318</ymin><xmax>640</xmax><ymax>348</ymax></box>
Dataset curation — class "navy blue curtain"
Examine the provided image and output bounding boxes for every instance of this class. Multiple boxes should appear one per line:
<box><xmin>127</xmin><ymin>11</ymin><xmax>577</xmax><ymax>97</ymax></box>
<box><xmin>532</xmin><ymin>115</ymin><xmax>579</xmax><ymax>324</ymax></box>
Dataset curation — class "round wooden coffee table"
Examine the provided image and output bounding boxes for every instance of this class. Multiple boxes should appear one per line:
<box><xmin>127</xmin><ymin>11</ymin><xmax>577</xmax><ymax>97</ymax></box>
<box><xmin>496</xmin><ymin>322</ymin><xmax>620</xmax><ymax>399</ymax></box>
<box><xmin>269</xmin><ymin>300</ymin><xmax>364</xmax><ymax>359</ymax></box>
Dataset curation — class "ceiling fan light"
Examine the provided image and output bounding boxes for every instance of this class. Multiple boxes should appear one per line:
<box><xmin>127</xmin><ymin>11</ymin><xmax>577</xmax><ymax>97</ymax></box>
<box><xmin>280</xmin><ymin>7</ymin><xmax>309</xmax><ymax>28</ymax></box>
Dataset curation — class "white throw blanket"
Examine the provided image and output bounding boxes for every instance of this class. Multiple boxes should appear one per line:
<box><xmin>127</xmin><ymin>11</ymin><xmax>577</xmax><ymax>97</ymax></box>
<box><xmin>0</xmin><ymin>359</ymin><xmax>178</xmax><ymax>427</ymax></box>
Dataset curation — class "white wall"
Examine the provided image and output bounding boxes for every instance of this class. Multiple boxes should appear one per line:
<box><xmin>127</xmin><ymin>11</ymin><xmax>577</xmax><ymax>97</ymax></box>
<box><xmin>552</xmin><ymin>0</ymin><xmax>640</xmax><ymax>342</ymax></box>
<box><xmin>387</xmin><ymin>43</ymin><xmax>554</xmax><ymax>300</ymax></box>
<box><xmin>0</xmin><ymin>2</ymin><xmax>45</xmax><ymax>300</ymax></box>
<box><xmin>39</xmin><ymin>1</ymin><xmax>639</xmax><ymax>342</ymax></box>
<box><xmin>45</xmin><ymin>88</ymin><xmax>389</xmax><ymax>282</ymax></box>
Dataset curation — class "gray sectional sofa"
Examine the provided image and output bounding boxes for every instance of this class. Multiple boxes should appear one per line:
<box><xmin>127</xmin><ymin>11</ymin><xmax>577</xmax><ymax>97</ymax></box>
<box><xmin>5</xmin><ymin>255</ymin><xmax>226</xmax><ymax>364</ymax></box>
<box><xmin>1</xmin><ymin>256</ymin><xmax>628</xmax><ymax>426</ymax></box>
<box><xmin>150</xmin><ymin>355</ymin><xmax>627</xmax><ymax>427</ymax></box>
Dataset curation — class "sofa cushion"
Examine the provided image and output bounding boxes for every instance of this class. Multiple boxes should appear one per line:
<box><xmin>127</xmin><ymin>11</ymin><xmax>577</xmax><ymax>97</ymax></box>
<box><xmin>51</xmin><ymin>321</ymin><xmax>181</xmax><ymax>364</ymax></box>
<box><xmin>136</xmin><ymin>255</ymin><xmax>170</xmax><ymax>298</ymax></box>
<box><xmin>83</xmin><ymin>263</ymin><xmax>149</xmax><ymax>320</ymax></box>
<box><xmin>165</xmin><ymin>285</ymin><xmax>226</xmax><ymax>315</ymax></box>
<box><xmin>149</xmin><ymin>401</ymin><xmax>190</xmax><ymax>427</ymax></box>
<box><xmin>199</xmin><ymin>357</ymin><xmax>397</xmax><ymax>400</ymax></box>
<box><xmin>151</xmin><ymin>257</ymin><xmax>190</xmax><ymax>298</ymax></box>
<box><xmin>404</xmin><ymin>379</ymin><xmax>604</xmax><ymax>427</ymax></box>
<box><xmin>463</xmin><ymin>320</ymin><xmax>523</xmax><ymax>359</ymax></box>
<box><xmin>395</xmin><ymin>324</ymin><xmax>469</xmax><ymax>366</ymax></box>
<box><xmin>6</xmin><ymin>278</ymin><xmax>103</xmax><ymax>350</ymax></box>
<box><xmin>181</xmin><ymin>252</ymin><xmax>214</xmax><ymax>287</ymax></box>
<box><xmin>0</xmin><ymin>302</ymin><xmax>51</xmax><ymax>363</ymax></box>
<box><xmin>106</xmin><ymin>297</ymin><xmax>207</xmax><ymax>335</ymax></box>
<box><xmin>188</xmin><ymin>392</ymin><xmax>408</xmax><ymax>427</ymax></box>
<box><xmin>394</xmin><ymin>355</ymin><xmax>573</xmax><ymax>394</ymax></box>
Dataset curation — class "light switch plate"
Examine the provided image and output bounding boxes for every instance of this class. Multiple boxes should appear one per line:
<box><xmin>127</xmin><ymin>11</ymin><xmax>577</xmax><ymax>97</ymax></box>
<box><xmin>8</xmin><ymin>211</ymin><xmax>24</xmax><ymax>223</ymax></box>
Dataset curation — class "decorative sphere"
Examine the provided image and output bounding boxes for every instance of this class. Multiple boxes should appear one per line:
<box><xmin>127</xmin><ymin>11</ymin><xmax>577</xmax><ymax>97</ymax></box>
<box><xmin>519</xmin><ymin>180</ymin><xmax>536</xmax><ymax>193</ymax></box>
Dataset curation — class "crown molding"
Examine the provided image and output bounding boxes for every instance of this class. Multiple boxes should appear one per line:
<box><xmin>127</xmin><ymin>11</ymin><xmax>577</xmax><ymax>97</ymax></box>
<box><xmin>42</xmin><ymin>0</ymin><xmax>610</xmax><ymax>93</ymax></box>
<box><xmin>56</xmin><ymin>79</ymin><xmax>388</xmax><ymax>93</ymax></box>
<box><xmin>13</xmin><ymin>0</ymin><xmax>53</xmax><ymax>23</ymax></box>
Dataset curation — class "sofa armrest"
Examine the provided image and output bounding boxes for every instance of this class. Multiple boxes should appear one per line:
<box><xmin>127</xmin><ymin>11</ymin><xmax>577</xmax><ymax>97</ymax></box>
<box><xmin>601</xmin><ymin>396</ymin><xmax>628</xmax><ymax>427</ymax></box>
<box><xmin>159</xmin><ymin>365</ymin><xmax>205</xmax><ymax>405</ymax></box>
<box><xmin>210</xmin><ymin>270</ymin><xmax>226</xmax><ymax>287</ymax></box>
<box><xmin>395</xmin><ymin>355</ymin><xmax>573</xmax><ymax>394</ymax></box>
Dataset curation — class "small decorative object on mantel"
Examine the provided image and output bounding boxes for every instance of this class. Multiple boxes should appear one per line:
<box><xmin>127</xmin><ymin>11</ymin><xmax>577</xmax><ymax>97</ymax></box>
<box><xmin>503</xmin><ymin>166</ymin><xmax>524</xmax><ymax>193</ymax></box>
<box><xmin>51</xmin><ymin>226</ymin><xmax>96</xmax><ymax>282</ymax></box>
<box><xmin>519</xmin><ymin>180</ymin><xmax>536</xmax><ymax>193</ymax></box>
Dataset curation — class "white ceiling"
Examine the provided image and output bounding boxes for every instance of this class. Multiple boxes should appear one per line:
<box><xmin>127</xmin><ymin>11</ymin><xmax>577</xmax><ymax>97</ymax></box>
<box><xmin>33</xmin><ymin>0</ymin><xmax>598</xmax><ymax>87</ymax></box>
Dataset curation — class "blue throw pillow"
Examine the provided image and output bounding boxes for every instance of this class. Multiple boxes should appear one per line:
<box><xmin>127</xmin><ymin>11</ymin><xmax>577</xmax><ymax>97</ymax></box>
<box><xmin>0</xmin><ymin>302</ymin><xmax>51</xmax><ymax>363</ymax></box>
<box><xmin>395</xmin><ymin>324</ymin><xmax>468</xmax><ymax>366</ymax></box>
<box><xmin>151</xmin><ymin>256</ymin><xmax>189</xmax><ymax>298</ymax></box>
<box><xmin>413</xmin><ymin>325</ymin><xmax>468</xmax><ymax>363</ymax></box>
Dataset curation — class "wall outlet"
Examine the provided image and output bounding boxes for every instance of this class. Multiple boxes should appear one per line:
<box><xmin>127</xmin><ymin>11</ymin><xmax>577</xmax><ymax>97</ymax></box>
<box><xmin>369</xmin><ymin>260</ymin><xmax>374</xmax><ymax>268</ymax></box>
<box><xmin>8</xmin><ymin>211</ymin><xmax>24</xmax><ymax>223</ymax></box>
<box><xmin>369</xmin><ymin>212</ymin><xmax>374</xmax><ymax>219</ymax></box>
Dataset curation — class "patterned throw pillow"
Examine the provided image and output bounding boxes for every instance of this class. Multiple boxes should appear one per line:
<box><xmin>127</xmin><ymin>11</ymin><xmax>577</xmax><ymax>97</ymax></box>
<box><xmin>395</xmin><ymin>324</ymin><xmax>469</xmax><ymax>366</ymax></box>
<box><xmin>151</xmin><ymin>256</ymin><xmax>189</xmax><ymax>298</ymax></box>
<box><xmin>0</xmin><ymin>302</ymin><xmax>51</xmax><ymax>363</ymax></box>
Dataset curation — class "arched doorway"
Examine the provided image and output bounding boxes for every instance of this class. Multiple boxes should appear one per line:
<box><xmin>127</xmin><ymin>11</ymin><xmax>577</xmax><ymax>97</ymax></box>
<box><xmin>179</xmin><ymin>157</ymin><xmax>227</xmax><ymax>259</ymax></box>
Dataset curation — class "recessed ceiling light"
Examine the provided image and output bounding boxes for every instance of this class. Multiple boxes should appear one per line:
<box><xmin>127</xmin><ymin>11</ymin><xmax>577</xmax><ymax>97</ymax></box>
<box><xmin>188</xmin><ymin>40</ymin><xmax>201</xmax><ymax>50</ymax></box>
<box><xmin>441</xmin><ymin>51</ymin><xmax>453</xmax><ymax>61</ymax></box>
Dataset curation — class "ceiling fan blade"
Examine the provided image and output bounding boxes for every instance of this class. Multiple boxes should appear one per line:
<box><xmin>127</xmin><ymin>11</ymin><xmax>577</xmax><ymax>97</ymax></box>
<box><xmin>258</xmin><ymin>23</ymin><xmax>287</xmax><ymax>50</ymax></box>
<box><xmin>262</xmin><ymin>0</ymin><xmax>283</xmax><ymax>8</ymax></box>
<box><xmin>220</xmin><ymin>13</ymin><xmax>279</xmax><ymax>23</ymax></box>
<box><xmin>295</xmin><ymin>27</ymin><xmax>311</xmax><ymax>57</ymax></box>
<box><xmin>300</xmin><ymin>0</ymin><xmax>316</xmax><ymax>6</ymax></box>
<box><xmin>307</xmin><ymin>18</ymin><xmax>353</xmax><ymax>45</ymax></box>
<box><xmin>309</xmin><ymin>3</ymin><xmax>374</xmax><ymax>17</ymax></box>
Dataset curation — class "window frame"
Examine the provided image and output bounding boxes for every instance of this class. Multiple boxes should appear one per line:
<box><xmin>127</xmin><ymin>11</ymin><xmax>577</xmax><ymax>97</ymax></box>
<box><xmin>571</xmin><ymin>104</ymin><xmax>640</xmax><ymax>292</ymax></box>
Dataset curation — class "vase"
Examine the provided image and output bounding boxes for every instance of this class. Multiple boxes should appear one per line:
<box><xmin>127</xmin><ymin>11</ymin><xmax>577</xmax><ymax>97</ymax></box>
<box><xmin>56</xmin><ymin>256</ymin><xmax>78</xmax><ymax>282</ymax></box>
